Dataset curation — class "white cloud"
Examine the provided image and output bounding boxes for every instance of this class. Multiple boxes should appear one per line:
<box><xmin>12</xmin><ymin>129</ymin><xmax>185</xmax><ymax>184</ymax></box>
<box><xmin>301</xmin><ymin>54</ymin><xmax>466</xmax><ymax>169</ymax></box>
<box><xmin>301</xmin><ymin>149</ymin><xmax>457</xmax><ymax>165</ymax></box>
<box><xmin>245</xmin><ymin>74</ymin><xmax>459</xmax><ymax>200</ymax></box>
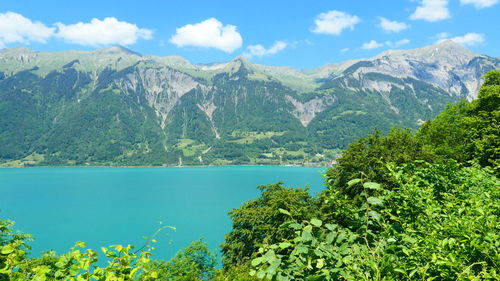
<box><xmin>361</xmin><ymin>39</ymin><xmax>410</xmax><ymax>50</ymax></box>
<box><xmin>340</xmin><ymin>47</ymin><xmax>349</xmax><ymax>53</ymax></box>
<box><xmin>55</xmin><ymin>17</ymin><xmax>152</xmax><ymax>47</ymax></box>
<box><xmin>312</xmin><ymin>10</ymin><xmax>361</xmax><ymax>35</ymax></box>
<box><xmin>434</xmin><ymin>32</ymin><xmax>451</xmax><ymax>40</ymax></box>
<box><xmin>378</xmin><ymin>17</ymin><xmax>410</xmax><ymax>33</ymax></box>
<box><xmin>393</xmin><ymin>39</ymin><xmax>411</xmax><ymax>46</ymax></box>
<box><xmin>0</xmin><ymin>11</ymin><xmax>54</xmax><ymax>48</ymax></box>
<box><xmin>460</xmin><ymin>0</ymin><xmax>499</xmax><ymax>8</ymax></box>
<box><xmin>410</xmin><ymin>0</ymin><xmax>451</xmax><ymax>22</ymax></box>
<box><xmin>444</xmin><ymin>33</ymin><xmax>485</xmax><ymax>46</ymax></box>
<box><xmin>362</xmin><ymin>40</ymin><xmax>384</xmax><ymax>50</ymax></box>
<box><xmin>243</xmin><ymin>41</ymin><xmax>287</xmax><ymax>59</ymax></box>
<box><xmin>170</xmin><ymin>18</ymin><xmax>242</xmax><ymax>53</ymax></box>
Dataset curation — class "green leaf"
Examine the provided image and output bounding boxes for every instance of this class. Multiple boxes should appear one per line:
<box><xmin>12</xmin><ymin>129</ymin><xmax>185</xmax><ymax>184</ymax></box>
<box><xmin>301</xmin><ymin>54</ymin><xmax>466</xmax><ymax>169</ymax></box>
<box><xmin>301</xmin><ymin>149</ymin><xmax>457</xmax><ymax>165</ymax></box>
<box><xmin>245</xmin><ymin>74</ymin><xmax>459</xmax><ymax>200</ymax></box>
<box><xmin>251</xmin><ymin>257</ymin><xmax>264</xmax><ymax>267</ymax></box>
<box><xmin>303</xmin><ymin>225</ymin><xmax>313</xmax><ymax>233</ymax></box>
<box><xmin>278</xmin><ymin>208</ymin><xmax>292</xmax><ymax>216</ymax></box>
<box><xmin>324</xmin><ymin>224</ymin><xmax>337</xmax><ymax>231</ymax></box>
<box><xmin>363</xmin><ymin>182</ymin><xmax>381</xmax><ymax>190</ymax></box>
<box><xmin>347</xmin><ymin>178</ymin><xmax>362</xmax><ymax>187</ymax></box>
<box><xmin>367</xmin><ymin>197</ymin><xmax>384</xmax><ymax>206</ymax></box>
<box><xmin>326</xmin><ymin>233</ymin><xmax>335</xmax><ymax>244</ymax></box>
<box><xmin>310</xmin><ymin>219</ymin><xmax>322</xmax><ymax>227</ymax></box>
<box><xmin>316</xmin><ymin>258</ymin><xmax>324</xmax><ymax>269</ymax></box>
<box><xmin>0</xmin><ymin>245</ymin><xmax>14</xmax><ymax>254</ymax></box>
<box><xmin>278</xmin><ymin>242</ymin><xmax>292</xmax><ymax>249</ymax></box>
<box><xmin>302</xmin><ymin>231</ymin><xmax>313</xmax><ymax>242</ymax></box>
<box><xmin>368</xmin><ymin>210</ymin><xmax>381</xmax><ymax>221</ymax></box>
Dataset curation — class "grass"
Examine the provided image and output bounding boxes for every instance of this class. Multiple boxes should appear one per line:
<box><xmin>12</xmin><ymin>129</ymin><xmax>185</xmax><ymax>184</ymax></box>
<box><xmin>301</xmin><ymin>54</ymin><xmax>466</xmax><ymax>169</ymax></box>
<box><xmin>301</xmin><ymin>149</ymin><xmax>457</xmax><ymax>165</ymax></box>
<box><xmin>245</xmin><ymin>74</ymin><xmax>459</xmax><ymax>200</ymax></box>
<box><xmin>230</xmin><ymin>131</ymin><xmax>285</xmax><ymax>144</ymax></box>
<box><xmin>0</xmin><ymin>153</ymin><xmax>45</xmax><ymax>167</ymax></box>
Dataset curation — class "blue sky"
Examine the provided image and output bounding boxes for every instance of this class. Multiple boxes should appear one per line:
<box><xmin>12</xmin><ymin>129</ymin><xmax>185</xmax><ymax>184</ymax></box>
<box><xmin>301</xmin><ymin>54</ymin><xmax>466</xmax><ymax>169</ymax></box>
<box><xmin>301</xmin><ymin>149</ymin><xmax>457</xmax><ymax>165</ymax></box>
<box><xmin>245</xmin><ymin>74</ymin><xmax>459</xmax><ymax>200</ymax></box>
<box><xmin>1</xmin><ymin>0</ymin><xmax>499</xmax><ymax>68</ymax></box>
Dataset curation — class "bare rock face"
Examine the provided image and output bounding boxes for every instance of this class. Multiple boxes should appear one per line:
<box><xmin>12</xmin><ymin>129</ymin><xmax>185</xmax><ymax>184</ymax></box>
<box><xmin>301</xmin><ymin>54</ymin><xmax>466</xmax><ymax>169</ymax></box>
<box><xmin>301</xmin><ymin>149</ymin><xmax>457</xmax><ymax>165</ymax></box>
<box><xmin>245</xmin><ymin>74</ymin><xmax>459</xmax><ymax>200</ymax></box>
<box><xmin>197</xmin><ymin>100</ymin><xmax>220</xmax><ymax>139</ymax></box>
<box><xmin>115</xmin><ymin>67</ymin><xmax>204</xmax><ymax>127</ymax></box>
<box><xmin>340</xmin><ymin>40</ymin><xmax>500</xmax><ymax>100</ymax></box>
<box><xmin>286</xmin><ymin>95</ymin><xmax>336</xmax><ymax>126</ymax></box>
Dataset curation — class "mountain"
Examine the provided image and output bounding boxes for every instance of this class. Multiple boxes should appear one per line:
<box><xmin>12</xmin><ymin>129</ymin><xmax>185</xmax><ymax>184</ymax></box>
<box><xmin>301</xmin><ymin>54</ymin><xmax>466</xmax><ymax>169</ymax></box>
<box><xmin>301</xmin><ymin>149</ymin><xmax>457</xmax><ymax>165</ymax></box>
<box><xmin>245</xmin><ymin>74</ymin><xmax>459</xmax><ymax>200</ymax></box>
<box><xmin>0</xmin><ymin>41</ymin><xmax>498</xmax><ymax>166</ymax></box>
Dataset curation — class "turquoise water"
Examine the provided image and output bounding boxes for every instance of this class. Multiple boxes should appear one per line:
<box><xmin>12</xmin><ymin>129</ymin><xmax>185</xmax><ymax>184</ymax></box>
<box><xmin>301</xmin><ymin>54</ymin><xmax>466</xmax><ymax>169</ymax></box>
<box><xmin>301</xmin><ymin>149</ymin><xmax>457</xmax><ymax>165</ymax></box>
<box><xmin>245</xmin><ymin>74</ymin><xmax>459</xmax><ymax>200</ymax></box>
<box><xmin>0</xmin><ymin>166</ymin><xmax>326</xmax><ymax>263</ymax></box>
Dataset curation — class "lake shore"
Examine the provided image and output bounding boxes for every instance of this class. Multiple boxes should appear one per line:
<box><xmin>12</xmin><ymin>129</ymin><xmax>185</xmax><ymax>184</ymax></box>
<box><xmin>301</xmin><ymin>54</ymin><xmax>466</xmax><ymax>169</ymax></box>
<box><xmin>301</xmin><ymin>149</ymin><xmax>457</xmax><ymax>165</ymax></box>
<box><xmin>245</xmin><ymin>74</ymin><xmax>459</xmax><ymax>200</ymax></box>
<box><xmin>0</xmin><ymin>163</ymin><xmax>333</xmax><ymax>168</ymax></box>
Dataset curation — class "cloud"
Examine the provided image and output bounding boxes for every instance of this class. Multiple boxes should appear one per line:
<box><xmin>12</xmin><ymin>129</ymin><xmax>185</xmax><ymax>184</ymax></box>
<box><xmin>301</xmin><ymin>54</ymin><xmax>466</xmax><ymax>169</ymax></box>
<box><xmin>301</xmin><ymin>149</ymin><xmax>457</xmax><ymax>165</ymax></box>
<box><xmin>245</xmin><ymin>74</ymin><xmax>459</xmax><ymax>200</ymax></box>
<box><xmin>460</xmin><ymin>0</ymin><xmax>499</xmax><ymax>8</ymax></box>
<box><xmin>55</xmin><ymin>17</ymin><xmax>152</xmax><ymax>47</ymax></box>
<box><xmin>361</xmin><ymin>39</ymin><xmax>410</xmax><ymax>50</ymax></box>
<box><xmin>0</xmin><ymin>11</ymin><xmax>54</xmax><ymax>48</ymax></box>
<box><xmin>442</xmin><ymin>33</ymin><xmax>485</xmax><ymax>46</ymax></box>
<box><xmin>243</xmin><ymin>41</ymin><xmax>287</xmax><ymax>59</ymax></box>
<box><xmin>434</xmin><ymin>32</ymin><xmax>451</xmax><ymax>40</ymax></box>
<box><xmin>410</xmin><ymin>0</ymin><xmax>451</xmax><ymax>22</ymax></box>
<box><xmin>340</xmin><ymin>47</ymin><xmax>349</xmax><ymax>53</ymax></box>
<box><xmin>312</xmin><ymin>10</ymin><xmax>361</xmax><ymax>35</ymax></box>
<box><xmin>378</xmin><ymin>17</ymin><xmax>410</xmax><ymax>33</ymax></box>
<box><xmin>392</xmin><ymin>39</ymin><xmax>411</xmax><ymax>46</ymax></box>
<box><xmin>170</xmin><ymin>18</ymin><xmax>242</xmax><ymax>53</ymax></box>
<box><xmin>362</xmin><ymin>40</ymin><xmax>384</xmax><ymax>50</ymax></box>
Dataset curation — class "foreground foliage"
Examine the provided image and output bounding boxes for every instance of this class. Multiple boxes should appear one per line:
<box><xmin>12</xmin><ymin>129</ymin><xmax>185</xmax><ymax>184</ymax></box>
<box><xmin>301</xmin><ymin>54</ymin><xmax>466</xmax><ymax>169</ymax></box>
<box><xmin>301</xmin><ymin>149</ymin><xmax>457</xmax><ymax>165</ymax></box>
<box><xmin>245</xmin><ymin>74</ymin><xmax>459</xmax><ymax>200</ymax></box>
<box><xmin>0</xmin><ymin>226</ymin><xmax>216</xmax><ymax>281</ymax></box>
<box><xmin>252</xmin><ymin>163</ymin><xmax>499</xmax><ymax>280</ymax></box>
<box><xmin>1</xmin><ymin>70</ymin><xmax>498</xmax><ymax>279</ymax></box>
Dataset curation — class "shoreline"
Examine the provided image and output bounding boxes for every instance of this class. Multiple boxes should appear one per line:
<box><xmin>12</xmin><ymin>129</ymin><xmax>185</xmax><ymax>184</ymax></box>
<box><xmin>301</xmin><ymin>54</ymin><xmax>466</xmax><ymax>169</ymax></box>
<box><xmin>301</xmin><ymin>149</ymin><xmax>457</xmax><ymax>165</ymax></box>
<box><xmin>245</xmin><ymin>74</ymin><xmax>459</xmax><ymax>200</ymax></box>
<box><xmin>0</xmin><ymin>163</ymin><xmax>332</xmax><ymax>169</ymax></box>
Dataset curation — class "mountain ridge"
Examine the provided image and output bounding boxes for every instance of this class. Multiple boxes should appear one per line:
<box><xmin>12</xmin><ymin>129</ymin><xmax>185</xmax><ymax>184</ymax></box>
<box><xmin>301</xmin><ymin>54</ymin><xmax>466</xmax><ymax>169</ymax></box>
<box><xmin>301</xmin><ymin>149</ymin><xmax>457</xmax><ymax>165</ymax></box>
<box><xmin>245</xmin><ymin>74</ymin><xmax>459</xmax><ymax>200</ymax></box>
<box><xmin>0</xmin><ymin>41</ymin><xmax>498</xmax><ymax>166</ymax></box>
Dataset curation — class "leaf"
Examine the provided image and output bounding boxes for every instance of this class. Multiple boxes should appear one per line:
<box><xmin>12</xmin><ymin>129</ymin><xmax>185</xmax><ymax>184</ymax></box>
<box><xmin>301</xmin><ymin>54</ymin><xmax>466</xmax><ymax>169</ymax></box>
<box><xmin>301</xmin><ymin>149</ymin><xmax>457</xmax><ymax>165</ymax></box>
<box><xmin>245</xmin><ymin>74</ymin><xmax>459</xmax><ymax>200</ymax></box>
<box><xmin>251</xmin><ymin>257</ymin><xmax>264</xmax><ymax>267</ymax></box>
<box><xmin>278</xmin><ymin>242</ymin><xmax>292</xmax><ymax>249</ymax></box>
<box><xmin>403</xmin><ymin>237</ymin><xmax>418</xmax><ymax>244</ymax></box>
<box><xmin>363</xmin><ymin>182</ymin><xmax>381</xmax><ymax>190</ymax></box>
<box><xmin>326</xmin><ymin>233</ymin><xmax>335</xmax><ymax>244</ymax></box>
<box><xmin>310</xmin><ymin>219</ymin><xmax>322</xmax><ymax>227</ymax></box>
<box><xmin>302</xmin><ymin>231</ymin><xmax>313</xmax><ymax>242</ymax></box>
<box><xmin>289</xmin><ymin>223</ymin><xmax>302</xmax><ymax>230</ymax></box>
<box><xmin>278</xmin><ymin>208</ymin><xmax>292</xmax><ymax>216</ymax></box>
<box><xmin>347</xmin><ymin>178</ymin><xmax>362</xmax><ymax>187</ymax></box>
<box><xmin>316</xmin><ymin>258</ymin><xmax>324</xmax><ymax>269</ymax></box>
<box><xmin>129</xmin><ymin>267</ymin><xmax>140</xmax><ymax>278</ymax></box>
<box><xmin>0</xmin><ymin>245</ymin><xmax>14</xmax><ymax>254</ymax></box>
<box><xmin>325</xmin><ymin>224</ymin><xmax>337</xmax><ymax>231</ymax></box>
<box><xmin>303</xmin><ymin>225</ymin><xmax>313</xmax><ymax>233</ymax></box>
<box><xmin>257</xmin><ymin>270</ymin><xmax>266</xmax><ymax>279</ymax></box>
<box><xmin>367</xmin><ymin>197</ymin><xmax>384</xmax><ymax>206</ymax></box>
<box><xmin>368</xmin><ymin>210</ymin><xmax>381</xmax><ymax>221</ymax></box>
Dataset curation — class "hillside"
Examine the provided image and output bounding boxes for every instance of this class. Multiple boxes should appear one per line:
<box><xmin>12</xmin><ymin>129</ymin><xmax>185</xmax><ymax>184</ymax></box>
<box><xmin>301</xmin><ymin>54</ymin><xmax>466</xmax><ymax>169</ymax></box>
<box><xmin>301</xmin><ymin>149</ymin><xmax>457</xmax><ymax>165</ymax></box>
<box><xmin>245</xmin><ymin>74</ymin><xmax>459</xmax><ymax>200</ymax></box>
<box><xmin>0</xmin><ymin>41</ymin><xmax>498</xmax><ymax>166</ymax></box>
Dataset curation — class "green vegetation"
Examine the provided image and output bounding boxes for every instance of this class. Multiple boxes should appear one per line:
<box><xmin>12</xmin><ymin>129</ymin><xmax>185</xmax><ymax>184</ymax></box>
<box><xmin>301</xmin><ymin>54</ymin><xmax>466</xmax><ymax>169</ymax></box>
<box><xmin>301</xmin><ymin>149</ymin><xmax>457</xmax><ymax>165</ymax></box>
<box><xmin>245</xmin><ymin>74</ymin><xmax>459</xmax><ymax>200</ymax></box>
<box><xmin>0</xmin><ymin>71</ymin><xmax>498</xmax><ymax>279</ymax></box>
<box><xmin>0</xmin><ymin>45</ymin><xmax>480</xmax><ymax>167</ymax></box>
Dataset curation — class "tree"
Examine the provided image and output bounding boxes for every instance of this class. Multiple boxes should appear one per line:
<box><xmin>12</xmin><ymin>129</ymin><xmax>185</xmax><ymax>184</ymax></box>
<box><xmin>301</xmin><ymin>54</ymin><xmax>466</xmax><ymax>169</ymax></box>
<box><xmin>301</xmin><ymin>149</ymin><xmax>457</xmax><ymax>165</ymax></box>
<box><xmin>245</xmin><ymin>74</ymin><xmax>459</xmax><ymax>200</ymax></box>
<box><xmin>325</xmin><ymin>127</ymin><xmax>432</xmax><ymax>196</ymax></box>
<box><xmin>418</xmin><ymin>70</ymin><xmax>500</xmax><ymax>174</ymax></box>
<box><xmin>221</xmin><ymin>182</ymin><xmax>318</xmax><ymax>268</ymax></box>
<box><xmin>141</xmin><ymin>239</ymin><xmax>217</xmax><ymax>281</ymax></box>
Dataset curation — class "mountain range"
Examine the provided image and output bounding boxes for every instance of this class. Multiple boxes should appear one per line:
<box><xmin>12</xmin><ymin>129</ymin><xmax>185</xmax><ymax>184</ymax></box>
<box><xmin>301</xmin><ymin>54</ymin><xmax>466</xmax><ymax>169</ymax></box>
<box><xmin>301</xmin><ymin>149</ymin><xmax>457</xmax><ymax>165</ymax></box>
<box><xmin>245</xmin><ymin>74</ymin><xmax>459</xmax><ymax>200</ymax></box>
<box><xmin>0</xmin><ymin>40</ymin><xmax>498</xmax><ymax>166</ymax></box>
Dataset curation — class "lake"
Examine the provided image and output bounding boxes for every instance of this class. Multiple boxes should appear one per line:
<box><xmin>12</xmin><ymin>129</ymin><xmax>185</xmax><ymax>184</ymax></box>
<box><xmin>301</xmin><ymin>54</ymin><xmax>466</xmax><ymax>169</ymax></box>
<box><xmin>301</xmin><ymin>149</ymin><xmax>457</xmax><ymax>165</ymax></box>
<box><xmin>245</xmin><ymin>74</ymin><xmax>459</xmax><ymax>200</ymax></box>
<box><xmin>0</xmin><ymin>166</ymin><xmax>326</xmax><ymax>263</ymax></box>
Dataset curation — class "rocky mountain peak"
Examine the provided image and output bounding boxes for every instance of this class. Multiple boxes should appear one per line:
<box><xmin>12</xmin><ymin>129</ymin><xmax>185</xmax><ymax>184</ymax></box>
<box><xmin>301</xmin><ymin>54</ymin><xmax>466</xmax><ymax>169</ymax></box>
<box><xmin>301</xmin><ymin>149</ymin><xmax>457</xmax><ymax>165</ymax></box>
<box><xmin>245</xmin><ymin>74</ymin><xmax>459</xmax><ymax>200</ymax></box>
<box><xmin>225</xmin><ymin>56</ymin><xmax>254</xmax><ymax>76</ymax></box>
<box><xmin>0</xmin><ymin>46</ymin><xmax>37</xmax><ymax>55</ymax></box>
<box><xmin>93</xmin><ymin>45</ymin><xmax>142</xmax><ymax>57</ymax></box>
<box><xmin>376</xmin><ymin>40</ymin><xmax>478</xmax><ymax>66</ymax></box>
